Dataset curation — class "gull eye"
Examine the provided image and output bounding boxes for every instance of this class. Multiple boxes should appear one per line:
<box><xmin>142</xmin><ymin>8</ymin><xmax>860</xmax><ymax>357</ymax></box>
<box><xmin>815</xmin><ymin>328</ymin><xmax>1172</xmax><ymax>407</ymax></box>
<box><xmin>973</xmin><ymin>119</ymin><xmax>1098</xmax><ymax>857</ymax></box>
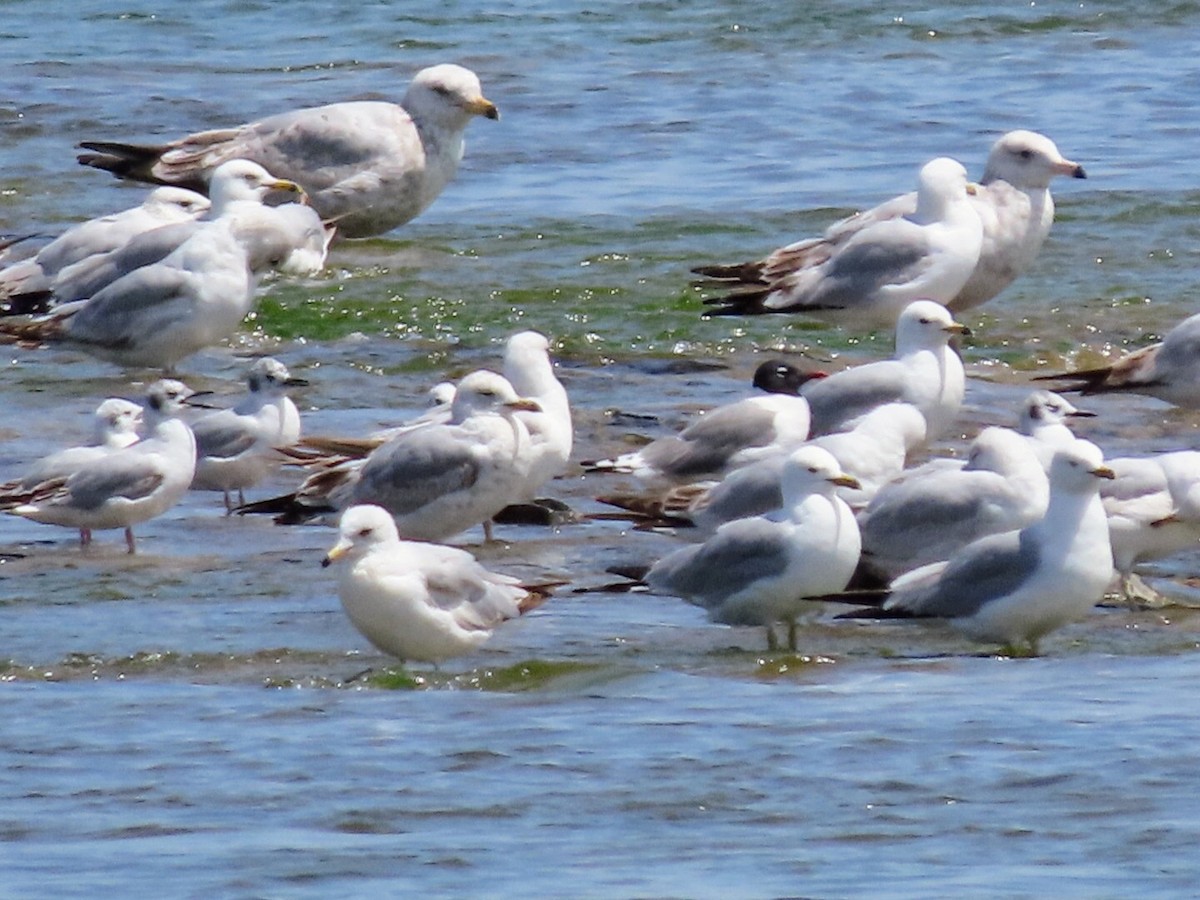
<box><xmin>431</xmin><ymin>84</ymin><xmax>453</xmax><ymax>97</ymax></box>
<box><xmin>1018</xmin><ymin>149</ymin><xmax>1034</xmax><ymax>160</ymax></box>
<box><xmin>807</xmin><ymin>466</ymin><xmax>819</xmax><ymax>473</ymax></box>
<box><xmin>919</xmin><ymin>317</ymin><xmax>932</xmax><ymax>324</ymax></box>
<box><xmin>357</xmin><ymin>527</ymin><xmax>373</xmax><ymax>538</ymax></box>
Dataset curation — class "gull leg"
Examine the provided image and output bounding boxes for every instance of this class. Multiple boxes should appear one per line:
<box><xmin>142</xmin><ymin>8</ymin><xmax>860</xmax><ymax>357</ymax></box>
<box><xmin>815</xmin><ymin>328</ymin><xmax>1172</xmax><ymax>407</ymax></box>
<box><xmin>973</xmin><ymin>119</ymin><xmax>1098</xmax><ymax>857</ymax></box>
<box><xmin>483</xmin><ymin>519</ymin><xmax>495</xmax><ymax>543</ymax></box>
<box><xmin>766</xmin><ymin>625</ymin><xmax>778</xmax><ymax>652</ymax></box>
<box><xmin>786</xmin><ymin>618</ymin><xmax>799</xmax><ymax>652</ymax></box>
<box><xmin>125</xmin><ymin>527</ymin><xmax>136</xmax><ymax>554</ymax></box>
<box><xmin>79</xmin><ymin>528</ymin><xmax>92</xmax><ymax>546</ymax></box>
<box><xmin>223</xmin><ymin>490</ymin><xmax>234</xmax><ymax>515</ymax></box>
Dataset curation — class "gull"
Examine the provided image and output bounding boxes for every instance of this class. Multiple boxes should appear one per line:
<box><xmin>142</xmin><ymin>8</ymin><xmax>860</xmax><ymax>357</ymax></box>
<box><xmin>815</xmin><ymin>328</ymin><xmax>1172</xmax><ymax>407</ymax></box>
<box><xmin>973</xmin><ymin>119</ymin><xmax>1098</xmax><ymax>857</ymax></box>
<box><xmin>699</xmin><ymin>157</ymin><xmax>983</xmax><ymax>326</ymax></box>
<box><xmin>1096</xmin><ymin>451</ymin><xmax>1200</xmax><ymax>607</ymax></box>
<box><xmin>78</xmin><ymin>64</ymin><xmax>499</xmax><ymax>239</ymax></box>
<box><xmin>190</xmin><ymin>358</ymin><xmax>307</xmax><ymax>511</ymax></box>
<box><xmin>502</xmin><ymin>330</ymin><xmax>573</xmax><ymax>501</ymax></box>
<box><xmin>0</xmin><ymin>187</ymin><xmax>211</xmax><ymax>304</ymax></box>
<box><xmin>800</xmin><ymin>300</ymin><xmax>969</xmax><ymax>439</ymax></box>
<box><xmin>0</xmin><ymin>398</ymin><xmax>144</xmax><ymax>544</ymax></box>
<box><xmin>644</xmin><ymin>446</ymin><xmax>862</xmax><ymax>651</ymax></box>
<box><xmin>596</xmin><ymin>401</ymin><xmax>926</xmax><ymax>528</ymax></box>
<box><xmin>241</xmin><ymin>370</ymin><xmax>540</xmax><ymax>542</ymax></box>
<box><xmin>1018</xmin><ymin>389</ymin><xmax>1094</xmax><ymax>470</ymax></box>
<box><xmin>583</xmin><ymin>368</ymin><xmax>824</xmax><ymax>482</ymax></box>
<box><xmin>0</xmin><ymin>163</ymin><xmax>322</xmax><ymax>370</ymax></box>
<box><xmin>7</xmin><ymin>380</ymin><xmax>198</xmax><ymax>552</ymax></box>
<box><xmin>697</xmin><ymin>130</ymin><xmax>1085</xmax><ymax>317</ymax></box>
<box><xmin>855</xmin><ymin>426</ymin><xmax>1050</xmax><ymax>585</ymax></box>
<box><xmin>868</xmin><ymin>440</ymin><xmax>1115</xmax><ymax>655</ymax></box>
<box><xmin>1033</xmin><ymin>311</ymin><xmax>1200</xmax><ymax>408</ymax></box>
<box><xmin>321</xmin><ymin>505</ymin><xmax>552</xmax><ymax>665</ymax></box>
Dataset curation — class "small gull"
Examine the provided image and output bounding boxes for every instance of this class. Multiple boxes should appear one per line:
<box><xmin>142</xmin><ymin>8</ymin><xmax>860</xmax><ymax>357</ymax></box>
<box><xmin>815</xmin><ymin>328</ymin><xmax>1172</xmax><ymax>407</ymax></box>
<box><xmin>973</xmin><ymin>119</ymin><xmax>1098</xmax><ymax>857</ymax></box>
<box><xmin>855</xmin><ymin>426</ymin><xmax>1049</xmax><ymax>585</ymax></box>
<box><xmin>242</xmin><ymin>370</ymin><xmax>540</xmax><ymax>543</ymax></box>
<box><xmin>867</xmin><ymin>440</ymin><xmax>1115</xmax><ymax>655</ymax></box>
<box><xmin>0</xmin><ymin>187</ymin><xmax>211</xmax><ymax>303</ymax></box>
<box><xmin>644</xmin><ymin>446</ymin><xmax>862</xmax><ymax>651</ymax></box>
<box><xmin>0</xmin><ymin>162</ymin><xmax>320</xmax><ymax>370</ymax></box>
<box><xmin>696</xmin><ymin>131</ymin><xmax>1084</xmax><ymax>317</ymax></box>
<box><xmin>78</xmin><ymin>64</ymin><xmax>499</xmax><ymax>239</ymax></box>
<box><xmin>322</xmin><ymin>504</ymin><xmax>552</xmax><ymax>665</ymax></box>
<box><xmin>1034</xmin><ymin>311</ymin><xmax>1200</xmax><ymax>408</ymax></box>
<box><xmin>0</xmin><ymin>398</ymin><xmax>143</xmax><ymax>543</ymax></box>
<box><xmin>190</xmin><ymin>358</ymin><xmax>307</xmax><ymax>512</ymax></box>
<box><xmin>1018</xmin><ymin>389</ymin><xmax>1094</xmax><ymax>470</ymax></box>
<box><xmin>801</xmin><ymin>299</ymin><xmax>969</xmax><ymax>439</ymax></box>
<box><xmin>699</xmin><ymin>157</ymin><xmax>983</xmax><ymax>326</ymax></box>
<box><xmin>8</xmin><ymin>380</ymin><xmax>198</xmax><ymax>552</ymax></box>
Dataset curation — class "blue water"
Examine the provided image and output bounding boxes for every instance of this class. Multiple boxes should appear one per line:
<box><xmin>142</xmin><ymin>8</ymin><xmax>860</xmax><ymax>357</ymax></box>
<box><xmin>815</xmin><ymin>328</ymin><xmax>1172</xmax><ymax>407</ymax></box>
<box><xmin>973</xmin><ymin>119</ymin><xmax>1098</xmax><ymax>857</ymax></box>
<box><xmin>4</xmin><ymin>1</ymin><xmax>1200</xmax><ymax>894</ymax></box>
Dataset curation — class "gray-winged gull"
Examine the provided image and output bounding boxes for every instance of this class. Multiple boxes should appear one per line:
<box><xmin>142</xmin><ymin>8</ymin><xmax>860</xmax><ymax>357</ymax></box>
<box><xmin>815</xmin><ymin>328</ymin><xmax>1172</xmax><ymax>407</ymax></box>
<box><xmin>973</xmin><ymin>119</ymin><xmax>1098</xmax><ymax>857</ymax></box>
<box><xmin>78</xmin><ymin>64</ymin><xmax>499</xmax><ymax>239</ymax></box>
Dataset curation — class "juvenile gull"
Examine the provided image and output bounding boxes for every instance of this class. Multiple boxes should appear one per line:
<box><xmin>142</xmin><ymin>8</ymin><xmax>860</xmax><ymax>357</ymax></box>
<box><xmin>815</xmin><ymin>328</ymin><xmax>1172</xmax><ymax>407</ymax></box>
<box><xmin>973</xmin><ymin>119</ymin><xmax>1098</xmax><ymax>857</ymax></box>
<box><xmin>855</xmin><ymin>426</ymin><xmax>1049</xmax><ymax>584</ymax></box>
<box><xmin>322</xmin><ymin>505</ymin><xmax>551</xmax><ymax>665</ymax></box>
<box><xmin>190</xmin><ymin>358</ymin><xmax>307</xmax><ymax>511</ymax></box>
<box><xmin>78</xmin><ymin>64</ymin><xmax>499</xmax><ymax>239</ymax></box>
<box><xmin>0</xmin><ymin>187</ymin><xmax>211</xmax><ymax>304</ymax></box>
<box><xmin>697</xmin><ymin>131</ymin><xmax>1084</xmax><ymax>317</ymax></box>
<box><xmin>873</xmin><ymin>440</ymin><xmax>1115</xmax><ymax>655</ymax></box>
<box><xmin>801</xmin><ymin>300</ymin><xmax>968</xmax><ymax>439</ymax></box>
<box><xmin>1034</xmin><ymin>311</ymin><xmax>1200</xmax><ymax>408</ymax></box>
<box><xmin>242</xmin><ymin>370</ymin><xmax>540</xmax><ymax>542</ymax></box>
<box><xmin>8</xmin><ymin>380</ymin><xmax>198</xmax><ymax>552</ymax></box>
<box><xmin>700</xmin><ymin>157</ymin><xmax>983</xmax><ymax>326</ymax></box>
<box><xmin>645</xmin><ymin>446</ymin><xmax>862</xmax><ymax>650</ymax></box>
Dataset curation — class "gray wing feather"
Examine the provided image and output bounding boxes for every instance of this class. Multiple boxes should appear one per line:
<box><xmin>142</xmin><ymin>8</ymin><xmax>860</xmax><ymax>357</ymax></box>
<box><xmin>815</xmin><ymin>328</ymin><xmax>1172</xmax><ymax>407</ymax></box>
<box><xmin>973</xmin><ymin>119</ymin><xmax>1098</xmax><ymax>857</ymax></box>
<box><xmin>804</xmin><ymin>363</ymin><xmax>906</xmax><ymax>435</ymax></box>
<box><xmin>350</xmin><ymin>426</ymin><xmax>481</xmax><ymax>516</ymax></box>
<box><xmin>649</xmin><ymin>518</ymin><xmax>791</xmax><ymax>609</ymax></box>
<box><xmin>891</xmin><ymin>530</ymin><xmax>1040</xmax><ymax>619</ymax></box>
<box><xmin>64</xmin><ymin>456</ymin><xmax>164</xmax><ymax>509</ymax></box>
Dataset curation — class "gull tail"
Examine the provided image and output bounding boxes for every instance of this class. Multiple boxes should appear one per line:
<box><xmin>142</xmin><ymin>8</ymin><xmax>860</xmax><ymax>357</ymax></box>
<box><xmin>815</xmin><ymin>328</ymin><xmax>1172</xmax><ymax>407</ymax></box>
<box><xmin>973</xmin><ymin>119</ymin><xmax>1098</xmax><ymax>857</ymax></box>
<box><xmin>234</xmin><ymin>492</ymin><xmax>333</xmax><ymax>525</ymax></box>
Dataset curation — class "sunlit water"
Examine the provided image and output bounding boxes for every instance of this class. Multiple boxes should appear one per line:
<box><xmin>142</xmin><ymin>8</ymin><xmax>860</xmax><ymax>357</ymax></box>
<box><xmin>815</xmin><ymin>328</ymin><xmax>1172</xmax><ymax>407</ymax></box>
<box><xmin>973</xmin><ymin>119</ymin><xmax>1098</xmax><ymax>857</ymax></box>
<box><xmin>3</xmin><ymin>1</ymin><xmax>1200</xmax><ymax>894</ymax></box>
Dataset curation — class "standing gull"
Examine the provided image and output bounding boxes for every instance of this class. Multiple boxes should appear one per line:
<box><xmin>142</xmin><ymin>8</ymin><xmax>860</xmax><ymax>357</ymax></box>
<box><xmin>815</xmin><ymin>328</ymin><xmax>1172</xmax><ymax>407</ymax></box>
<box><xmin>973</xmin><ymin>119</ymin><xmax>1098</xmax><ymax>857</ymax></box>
<box><xmin>190</xmin><ymin>358</ymin><xmax>307</xmax><ymax>511</ymax></box>
<box><xmin>800</xmin><ymin>300</ymin><xmax>969</xmax><ymax>439</ymax></box>
<box><xmin>7</xmin><ymin>380</ymin><xmax>199</xmax><ymax>552</ymax></box>
<box><xmin>699</xmin><ymin>157</ymin><xmax>983</xmax><ymax>326</ymax></box>
<box><xmin>241</xmin><ymin>370</ymin><xmax>540</xmax><ymax>542</ymax></box>
<box><xmin>644</xmin><ymin>447</ymin><xmax>862</xmax><ymax>651</ymax></box>
<box><xmin>696</xmin><ymin>130</ymin><xmax>1084</xmax><ymax>317</ymax></box>
<box><xmin>78</xmin><ymin>64</ymin><xmax>499</xmax><ymax>239</ymax></box>
<box><xmin>502</xmin><ymin>330</ymin><xmax>573</xmax><ymax>501</ymax></box>
<box><xmin>865</xmin><ymin>440</ymin><xmax>1115</xmax><ymax>655</ymax></box>
<box><xmin>322</xmin><ymin>505</ymin><xmax>551</xmax><ymax>665</ymax></box>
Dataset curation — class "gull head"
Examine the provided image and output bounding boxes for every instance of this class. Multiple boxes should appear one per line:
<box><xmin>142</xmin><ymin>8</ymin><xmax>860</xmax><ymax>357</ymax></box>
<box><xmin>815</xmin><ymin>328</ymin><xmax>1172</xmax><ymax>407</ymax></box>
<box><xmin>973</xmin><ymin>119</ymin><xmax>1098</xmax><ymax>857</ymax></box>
<box><xmin>143</xmin><ymin>379</ymin><xmax>200</xmax><ymax>418</ymax></box>
<box><xmin>752</xmin><ymin>359</ymin><xmax>827</xmax><ymax>396</ymax></box>
<box><xmin>914</xmin><ymin>156</ymin><xmax>973</xmax><ymax>216</ymax></box>
<box><xmin>144</xmin><ymin>186</ymin><xmax>211</xmax><ymax>219</ymax></box>
<box><xmin>451</xmin><ymin>370</ymin><xmax>541</xmax><ymax>421</ymax></box>
<box><xmin>983</xmin><ymin>130</ymin><xmax>1087</xmax><ymax>189</ymax></box>
<box><xmin>1020</xmin><ymin>390</ymin><xmax>1094</xmax><ymax>431</ymax></box>
<box><xmin>407</xmin><ymin>64</ymin><xmax>500</xmax><ymax>123</ymax></box>
<box><xmin>247</xmin><ymin>357</ymin><xmax>308</xmax><ymax>394</ymax></box>
<box><xmin>781</xmin><ymin>446</ymin><xmax>861</xmax><ymax>502</ymax></box>
<box><xmin>208</xmin><ymin>159</ymin><xmax>304</xmax><ymax>209</ymax></box>
<box><xmin>895</xmin><ymin>300</ymin><xmax>970</xmax><ymax>351</ymax></box>
<box><xmin>323</xmin><ymin>504</ymin><xmax>399</xmax><ymax>568</ymax></box>
<box><xmin>963</xmin><ymin>426</ymin><xmax>1044</xmax><ymax>478</ymax></box>
<box><xmin>1049</xmin><ymin>439</ymin><xmax>1115</xmax><ymax>494</ymax></box>
<box><xmin>92</xmin><ymin>398</ymin><xmax>144</xmax><ymax>445</ymax></box>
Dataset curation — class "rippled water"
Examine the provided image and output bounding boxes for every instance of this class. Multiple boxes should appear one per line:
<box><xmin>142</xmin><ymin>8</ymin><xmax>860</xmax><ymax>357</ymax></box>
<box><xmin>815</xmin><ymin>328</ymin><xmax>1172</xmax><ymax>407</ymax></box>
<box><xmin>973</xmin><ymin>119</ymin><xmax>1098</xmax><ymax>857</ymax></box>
<box><xmin>4</xmin><ymin>0</ymin><xmax>1200</xmax><ymax>894</ymax></box>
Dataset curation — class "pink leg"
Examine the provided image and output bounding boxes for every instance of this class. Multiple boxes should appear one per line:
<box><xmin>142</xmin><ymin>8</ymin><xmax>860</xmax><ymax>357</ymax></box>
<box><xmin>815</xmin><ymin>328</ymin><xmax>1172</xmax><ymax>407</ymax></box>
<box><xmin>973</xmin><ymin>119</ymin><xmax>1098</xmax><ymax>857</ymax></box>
<box><xmin>125</xmin><ymin>527</ymin><xmax>136</xmax><ymax>554</ymax></box>
<box><xmin>79</xmin><ymin>528</ymin><xmax>92</xmax><ymax>546</ymax></box>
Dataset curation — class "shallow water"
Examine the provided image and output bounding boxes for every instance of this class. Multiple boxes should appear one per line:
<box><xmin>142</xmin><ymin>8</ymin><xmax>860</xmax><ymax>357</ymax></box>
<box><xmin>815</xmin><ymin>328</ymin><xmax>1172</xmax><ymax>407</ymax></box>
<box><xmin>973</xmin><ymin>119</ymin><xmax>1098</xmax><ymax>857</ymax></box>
<box><xmin>4</xmin><ymin>0</ymin><xmax>1200</xmax><ymax>894</ymax></box>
